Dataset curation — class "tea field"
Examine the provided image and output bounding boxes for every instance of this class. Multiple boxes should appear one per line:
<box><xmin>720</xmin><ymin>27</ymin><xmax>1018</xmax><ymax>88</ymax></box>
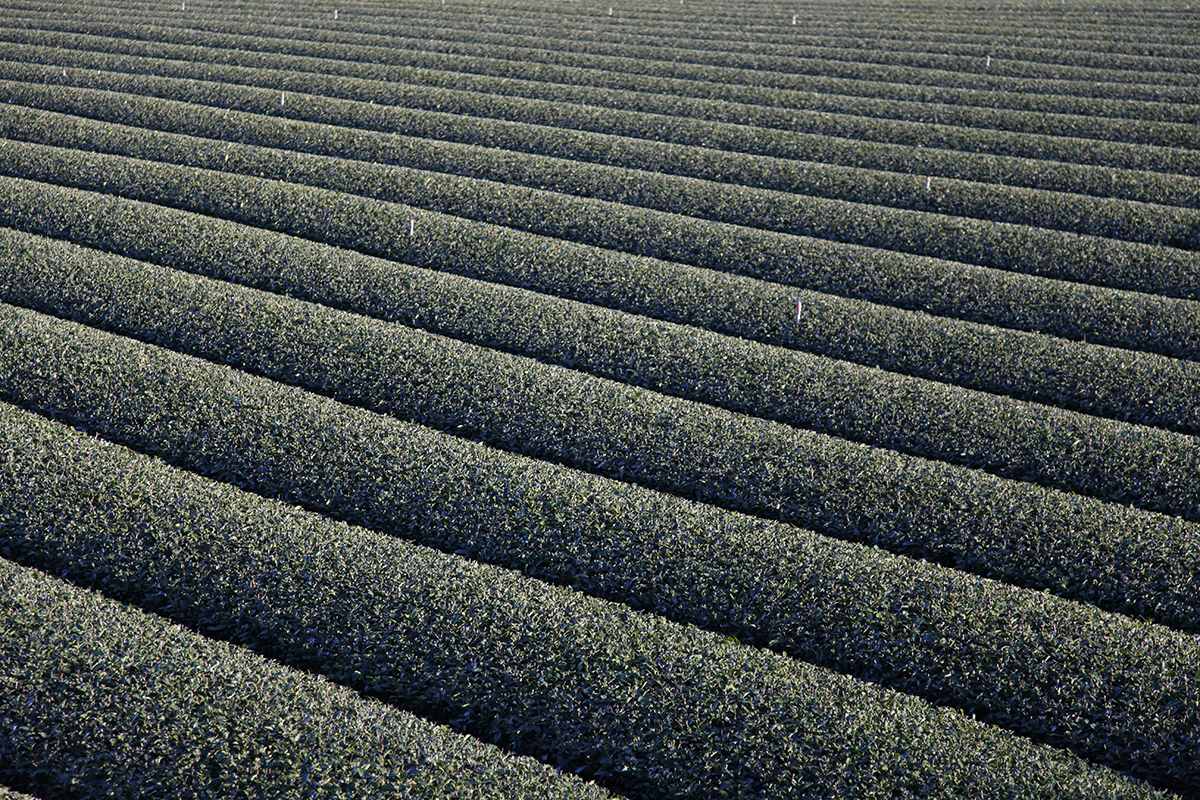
<box><xmin>0</xmin><ymin>0</ymin><xmax>1198</xmax><ymax>797</ymax></box>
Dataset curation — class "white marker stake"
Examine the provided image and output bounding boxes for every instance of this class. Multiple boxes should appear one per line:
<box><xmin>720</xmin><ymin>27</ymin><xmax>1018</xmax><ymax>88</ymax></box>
<box><xmin>986</xmin><ymin>54</ymin><xmax>991</xmax><ymax>67</ymax></box>
<box><xmin>925</xmin><ymin>176</ymin><xmax>932</xmax><ymax>190</ymax></box>
<box><xmin>62</xmin><ymin>68</ymin><xmax>68</xmax><ymax>77</ymax></box>
<box><xmin>334</xmin><ymin>8</ymin><xmax>338</xmax><ymax>18</ymax></box>
<box><xmin>795</xmin><ymin>298</ymin><xmax>803</xmax><ymax>322</ymax></box>
<box><xmin>181</xmin><ymin>0</ymin><xmax>185</xmax><ymax>9</ymax></box>
<box><xmin>281</xmin><ymin>91</ymin><xmax>286</xmax><ymax>106</ymax></box>
<box><xmin>792</xmin><ymin>13</ymin><xmax>796</xmax><ymax>24</ymax></box>
<box><xmin>409</xmin><ymin>217</ymin><xmax>415</xmax><ymax>236</ymax></box>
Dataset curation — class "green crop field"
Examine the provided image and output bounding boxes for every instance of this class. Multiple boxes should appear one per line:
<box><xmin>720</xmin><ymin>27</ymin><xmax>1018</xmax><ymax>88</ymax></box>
<box><xmin>0</xmin><ymin>0</ymin><xmax>1197</xmax><ymax>797</ymax></box>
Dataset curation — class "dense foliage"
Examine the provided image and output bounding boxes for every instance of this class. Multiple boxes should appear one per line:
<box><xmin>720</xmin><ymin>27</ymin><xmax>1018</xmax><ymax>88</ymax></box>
<box><xmin>1</xmin><ymin>1</ymin><xmax>1197</xmax><ymax>798</ymax></box>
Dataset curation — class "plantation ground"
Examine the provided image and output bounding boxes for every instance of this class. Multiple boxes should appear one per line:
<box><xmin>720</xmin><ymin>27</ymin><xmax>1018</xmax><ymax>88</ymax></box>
<box><xmin>0</xmin><ymin>1</ymin><xmax>1198</xmax><ymax>798</ymax></box>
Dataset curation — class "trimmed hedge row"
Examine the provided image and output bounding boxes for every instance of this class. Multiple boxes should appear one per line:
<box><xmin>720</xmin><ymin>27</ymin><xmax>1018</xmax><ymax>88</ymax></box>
<box><xmin>603</xmin><ymin>27</ymin><xmax>1199</xmax><ymax>72</ymax></box>
<box><xmin>0</xmin><ymin>559</ymin><xmax>610</xmax><ymax>800</ymax></box>
<box><xmin>3</xmin><ymin>272</ymin><xmax>1200</xmax><ymax>635</ymax></box>
<box><xmin>8</xmin><ymin>185</ymin><xmax>1200</xmax><ymax>515</ymax></box>
<box><xmin>2</xmin><ymin>143</ymin><xmax>1198</xmax><ymax>438</ymax></box>
<box><xmin>3</xmin><ymin>76</ymin><xmax>1197</xmax><ymax>259</ymax></box>
<box><xmin>309</xmin><ymin>8</ymin><xmax>1200</xmax><ymax>85</ymax></box>
<box><xmin>3</xmin><ymin>102</ymin><xmax>1199</xmax><ymax>358</ymax></box>
<box><xmin>2</xmin><ymin>224</ymin><xmax>1200</xmax><ymax>606</ymax></box>
<box><xmin>2</xmin><ymin>3</ymin><xmax>1198</xmax><ymax>797</ymax></box>
<box><xmin>0</xmin><ymin>326</ymin><xmax>1196</xmax><ymax>796</ymax></box>
<box><xmin>4</xmin><ymin>73</ymin><xmax>1199</xmax><ymax>263</ymax></box>
<box><xmin>4</xmin><ymin>22</ymin><xmax>1195</xmax><ymax>178</ymax></box>
<box><xmin>227</xmin><ymin>12</ymin><xmax>1200</xmax><ymax>91</ymax></box>
<box><xmin>4</xmin><ymin>19</ymin><xmax>1198</xmax><ymax>149</ymax></box>
<box><xmin>7</xmin><ymin>47</ymin><xmax>1198</xmax><ymax>215</ymax></box>
<box><xmin>503</xmin><ymin>16</ymin><xmax>1200</xmax><ymax>75</ymax></box>
<box><xmin>3</xmin><ymin>23</ymin><xmax>1200</xmax><ymax>183</ymax></box>
<box><xmin>11</xmin><ymin>0</ymin><xmax>1193</xmax><ymax>41</ymax></box>
<box><xmin>11</xmin><ymin>3</ymin><xmax>1200</xmax><ymax>106</ymax></box>
<box><xmin>4</xmin><ymin>216</ymin><xmax>1200</xmax><ymax>526</ymax></box>
<box><xmin>398</xmin><ymin>3</ymin><xmax>1200</xmax><ymax>72</ymax></box>
<box><xmin>16</xmin><ymin>16</ymin><xmax>1199</xmax><ymax>126</ymax></box>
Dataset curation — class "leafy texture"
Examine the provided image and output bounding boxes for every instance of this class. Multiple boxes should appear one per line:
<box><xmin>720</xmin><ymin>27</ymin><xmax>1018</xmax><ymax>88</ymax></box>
<box><xmin>0</xmin><ymin>560</ymin><xmax>613</xmax><ymax>800</ymax></box>
<box><xmin>0</xmin><ymin>2</ymin><xmax>1197</xmax><ymax>797</ymax></box>
<box><xmin>0</xmin><ymin>403</ymin><xmax>1181</xmax><ymax>800</ymax></box>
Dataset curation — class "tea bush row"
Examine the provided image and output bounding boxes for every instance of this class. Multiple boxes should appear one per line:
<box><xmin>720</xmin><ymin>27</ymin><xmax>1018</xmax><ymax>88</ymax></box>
<box><xmin>7</xmin><ymin>59</ymin><xmax>1200</xmax><ymax>253</ymax></box>
<box><xmin>3</xmin><ymin>19</ymin><xmax>1199</xmax><ymax>181</ymax></box>
<box><xmin>3</xmin><ymin>3</ymin><xmax>1197</xmax><ymax>797</ymax></box>
<box><xmin>3</xmin><ymin>256</ymin><xmax>1200</xmax><ymax>639</ymax></box>
<box><xmin>2</xmin><ymin>144</ymin><xmax>1197</xmax><ymax>439</ymax></box>
<box><xmin>562</xmin><ymin>19</ymin><xmax>1200</xmax><ymax>76</ymax></box>
<box><xmin>6</xmin><ymin>15</ymin><xmax>1199</xmax><ymax>147</ymax></box>
<box><xmin>127</xmin><ymin>13</ymin><xmax>1200</xmax><ymax>124</ymax></box>
<box><xmin>8</xmin><ymin>16</ymin><xmax>1185</xmax><ymax>185</ymax></box>
<box><xmin>0</xmin><ymin>313</ymin><xmax>1196</xmax><ymax>795</ymax></box>
<box><xmin>7</xmin><ymin>227</ymin><xmax>1200</xmax><ymax>623</ymax></box>
<box><xmin>3</xmin><ymin>103</ymin><xmax>1199</xmax><ymax>357</ymax></box>
<box><xmin>6</xmin><ymin>37</ymin><xmax>1198</xmax><ymax>214</ymax></box>
<box><xmin>445</xmin><ymin>5</ymin><xmax>1200</xmax><ymax>77</ymax></box>
<box><xmin>4</xmin><ymin>68</ymin><xmax>1198</xmax><ymax>269</ymax></box>
<box><xmin>14</xmin><ymin>3</ymin><xmax>1200</xmax><ymax>107</ymax></box>
<box><xmin>0</xmin><ymin>556</ymin><xmax>613</xmax><ymax>800</ymax></box>
<box><xmin>4</xmin><ymin>208</ymin><xmax>1200</xmax><ymax>524</ymax></box>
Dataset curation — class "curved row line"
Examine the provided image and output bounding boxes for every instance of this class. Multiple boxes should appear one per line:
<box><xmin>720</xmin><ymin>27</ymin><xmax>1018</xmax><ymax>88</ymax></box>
<box><xmin>2</xmin><ymin>298</ymin><xmax>1197</xmax><ymax>795</ymax></box>
<box><xmin>9</xmin><ymin>10</ymin><xmax>1200</xmax><ymax>130</ymax></box>
<box><xmin>3</xmin><ymin>93</ymin><xmax>1197</xmax><ymax>360</ymax></box>
<box><xmin>41</xmin><ymin>0</ymin><xmax>1200</xmax><ymax>90</ymax></box>
<box><xmin>0</xmin><ymin>397</ymin><xmax>1179</xmax><ymax>799</ymax></box>
<box><xmin>4</xmin><ymin>185</ymin><xmax>1196</xmax><ymax>524</ymax></box>
<box><xmin>3</xmin><ymin>140</ymin><xmax>1198</xmax><ymax>437</ymax></box>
